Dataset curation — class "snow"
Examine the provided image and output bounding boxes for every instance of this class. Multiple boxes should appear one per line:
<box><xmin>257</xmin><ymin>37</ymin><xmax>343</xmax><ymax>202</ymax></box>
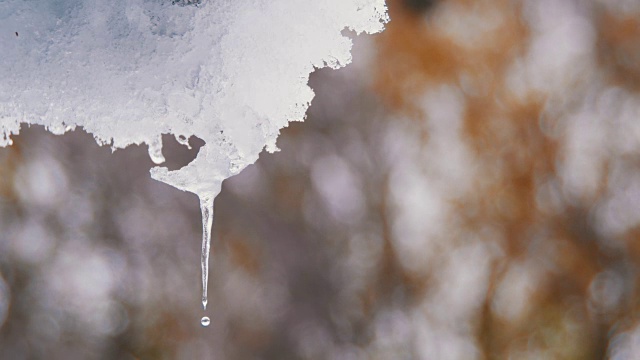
<box><xmin>0</xmin><ymin>0</ymin><xmax>388</xmax><ymax>204</ymax></box>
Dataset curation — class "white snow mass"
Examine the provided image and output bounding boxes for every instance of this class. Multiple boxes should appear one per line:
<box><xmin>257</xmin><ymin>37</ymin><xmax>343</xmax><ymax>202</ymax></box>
<box><xmin>0</xmin><ymin>0</ymin><xmax>388</xmax><ymax>204</ymax></box>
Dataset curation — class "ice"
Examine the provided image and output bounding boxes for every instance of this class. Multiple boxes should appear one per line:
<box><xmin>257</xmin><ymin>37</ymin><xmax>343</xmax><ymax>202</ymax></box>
<box><xmin>200</xmin><ymin>194</ymin><xmax>213</xmax><ymax>312</ymax></box>
<box><xmin>0</xmin><ymin>0</ymin><xmax>388</xmax><ymax>317</ymax></box>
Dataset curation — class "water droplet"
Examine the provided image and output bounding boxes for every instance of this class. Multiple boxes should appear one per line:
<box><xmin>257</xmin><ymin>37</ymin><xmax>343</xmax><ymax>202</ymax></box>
<box><xmin>201</xmin><ymin>316</ymin><xmax>210</xmax><ymax>327</ymax></box>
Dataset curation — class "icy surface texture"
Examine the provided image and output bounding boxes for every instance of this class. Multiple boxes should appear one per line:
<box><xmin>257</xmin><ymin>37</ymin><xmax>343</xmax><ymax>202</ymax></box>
<box><xmin>0</xmin><ymin>0</ymin><xmax>388</xmax><ymax>201</ymax></box>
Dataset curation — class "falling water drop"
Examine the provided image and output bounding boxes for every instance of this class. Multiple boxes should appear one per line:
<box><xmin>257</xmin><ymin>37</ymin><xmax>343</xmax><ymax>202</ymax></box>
<box><xmin>200</xmin><ymin>194</ymin><xmax>214</xmax><ymax>319</ymax></box>
<box><xmin>201</xmin><ymin>316</ymin><xmax>210</xmax><ymax>327</ymax></box>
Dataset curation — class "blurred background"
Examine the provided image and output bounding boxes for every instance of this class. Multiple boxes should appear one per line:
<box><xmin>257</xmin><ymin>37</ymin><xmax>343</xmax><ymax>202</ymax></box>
<box><xmin>2</xmin><ymin>0</ymin><xmax>640</xmax><ymax>358</ymax></box>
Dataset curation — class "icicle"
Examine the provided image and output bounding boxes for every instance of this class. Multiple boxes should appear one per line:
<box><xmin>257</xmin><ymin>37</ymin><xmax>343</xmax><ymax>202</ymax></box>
<box><xmin>200</xmin><ymin>194</ymin><xmax>214</xmax><ymax>327</ymax></box>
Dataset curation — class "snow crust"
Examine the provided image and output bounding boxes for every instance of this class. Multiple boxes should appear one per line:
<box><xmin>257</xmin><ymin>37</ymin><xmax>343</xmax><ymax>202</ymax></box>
<box><xmin>0</xmin><ymin>0</ymin><xmax>388</xmax><ymax>202</ymax></box>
